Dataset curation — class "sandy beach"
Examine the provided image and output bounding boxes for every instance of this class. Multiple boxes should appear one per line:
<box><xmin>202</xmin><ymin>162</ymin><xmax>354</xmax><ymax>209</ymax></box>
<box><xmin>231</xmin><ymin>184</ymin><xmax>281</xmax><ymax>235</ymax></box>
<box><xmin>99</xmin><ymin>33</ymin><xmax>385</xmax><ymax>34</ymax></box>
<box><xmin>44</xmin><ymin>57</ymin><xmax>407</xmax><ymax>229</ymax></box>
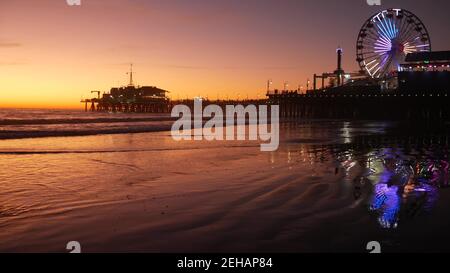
<box><xmin>1</xmin><ymin>0</ymin><xmax>450</xmax><ymax>256</ymax></box>
<box><xmin>1</xmin><ymin>119</ymin><xmax>449</xmax><ymax>252</ymax></box>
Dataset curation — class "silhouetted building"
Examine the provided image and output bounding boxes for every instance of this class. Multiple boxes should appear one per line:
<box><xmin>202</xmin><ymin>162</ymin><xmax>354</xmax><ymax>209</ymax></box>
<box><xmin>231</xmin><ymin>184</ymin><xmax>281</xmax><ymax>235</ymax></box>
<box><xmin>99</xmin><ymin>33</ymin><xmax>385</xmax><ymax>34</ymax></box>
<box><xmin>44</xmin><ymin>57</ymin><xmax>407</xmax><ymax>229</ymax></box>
<box><xmin>104</xmin><ymin>85</ymin><xmax>169</xmax><ymax>104</ymax></box>
<box><xmin>82</xmin><ymin>65</ymin><xmax>171</xmax><ymax>113</ymax></box>
<box><xmin>399</xmin><ymin>51</ymin><xmax>450</xmax><ymax>93</ymax></box>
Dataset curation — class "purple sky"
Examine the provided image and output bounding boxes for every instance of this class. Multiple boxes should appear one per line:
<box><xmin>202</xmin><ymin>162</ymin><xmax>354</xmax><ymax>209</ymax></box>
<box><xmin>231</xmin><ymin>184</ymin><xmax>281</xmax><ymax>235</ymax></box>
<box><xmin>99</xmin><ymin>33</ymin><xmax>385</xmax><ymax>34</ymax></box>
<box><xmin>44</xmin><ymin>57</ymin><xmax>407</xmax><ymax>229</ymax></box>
<box><xmin>0</xmin><ymin>0</ymin><xmax>449</xmax><ymax>107</ymax></box>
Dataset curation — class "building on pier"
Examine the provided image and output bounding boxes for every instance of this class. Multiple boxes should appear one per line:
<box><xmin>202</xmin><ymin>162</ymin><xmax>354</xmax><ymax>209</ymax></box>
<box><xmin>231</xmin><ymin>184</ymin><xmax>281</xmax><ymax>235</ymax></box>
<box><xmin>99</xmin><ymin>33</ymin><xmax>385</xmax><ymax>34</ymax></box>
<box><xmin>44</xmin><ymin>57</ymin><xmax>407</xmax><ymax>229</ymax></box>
<box><xmin>266</xmin><ymin>8</ymin><xmax>450</xmax><ymax>120</ymax></box>
<box><xmin>398</xmin><ymin>51</ymin><xmax>450</xmax><ymax>93</ymax></box>
<box><xmin>81</xmin><ymin>65</ymin><xmax>171</xmax><ymax>113</ymax></box>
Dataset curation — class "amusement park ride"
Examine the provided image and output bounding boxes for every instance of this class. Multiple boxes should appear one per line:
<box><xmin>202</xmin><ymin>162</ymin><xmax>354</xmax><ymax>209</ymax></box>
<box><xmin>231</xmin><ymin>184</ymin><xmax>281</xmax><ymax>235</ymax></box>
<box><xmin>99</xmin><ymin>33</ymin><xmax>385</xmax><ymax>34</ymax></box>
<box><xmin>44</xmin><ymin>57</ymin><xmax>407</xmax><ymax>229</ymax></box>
<box><xmin>268</xmin><ymin>8</ymin><xmax>450</xmax><ymax>120</ymax></box>
<box><xmin>309</xmin><ymin>8</ymin><xmax>433</xmax><ymax>92</ymax></box>
<box><xmin>357</xmin><ymin>9</ymin><xmax>431</xmax><ymax>79</ymax></box>
<box><xmin>81</xmin><ymin>8</ymin><xmax>449</xmax><ymax>120</ymax></box>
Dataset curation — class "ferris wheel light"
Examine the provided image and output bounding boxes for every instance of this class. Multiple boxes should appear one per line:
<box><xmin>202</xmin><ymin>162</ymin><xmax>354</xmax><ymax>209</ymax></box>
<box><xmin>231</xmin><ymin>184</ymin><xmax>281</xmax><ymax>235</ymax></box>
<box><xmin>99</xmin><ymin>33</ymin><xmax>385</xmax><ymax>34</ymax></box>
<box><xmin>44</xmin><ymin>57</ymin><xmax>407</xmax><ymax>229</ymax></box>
<box><xmin>393</xmin><ymin>9</ymin><xmax>402</xmax><ymax>16</ymax></box>
<box><xmin>365</xmin><ymin>59</ymin><xmax>377</xmax><ymax>66</ymax></box>
<box><xmin>373</xmin><ymin>66</ymin><xmax>382</xmax><ymax>76</ymax></box>
<box><xmin>357</xmin><ymin>9</ymin><xmax>431</xmax><ymax>78</ymax></box>
<box><xmin>412</xmin><ymin>44</ymin><xmax>431</xmax><ymax>48</ymax></box>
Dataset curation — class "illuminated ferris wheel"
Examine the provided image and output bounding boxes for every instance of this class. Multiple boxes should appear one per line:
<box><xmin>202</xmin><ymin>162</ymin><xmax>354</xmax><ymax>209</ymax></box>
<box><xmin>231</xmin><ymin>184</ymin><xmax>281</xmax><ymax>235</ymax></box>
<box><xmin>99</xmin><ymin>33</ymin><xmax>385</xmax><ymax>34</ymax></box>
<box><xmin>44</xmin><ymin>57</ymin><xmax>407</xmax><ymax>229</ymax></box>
<box><xmin>356</xmin><ymin>9</ymin><xmax>431</xmax><ymax>79</ymax></box>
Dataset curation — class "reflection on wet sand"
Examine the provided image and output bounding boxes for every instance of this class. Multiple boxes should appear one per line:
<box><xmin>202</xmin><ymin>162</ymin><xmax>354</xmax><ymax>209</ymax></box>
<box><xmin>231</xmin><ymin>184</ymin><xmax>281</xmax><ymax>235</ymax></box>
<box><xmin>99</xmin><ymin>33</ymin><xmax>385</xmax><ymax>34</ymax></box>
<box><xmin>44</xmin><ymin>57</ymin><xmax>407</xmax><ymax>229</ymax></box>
<box><xmin>1</xmin><ymin>120</ymin><xmax>450</xmax><ymax>252</ymax></box>
<box><xmin>283</xmin><ymin>128</ymin><xmax>449</xmax><ymax>231</ymax></box>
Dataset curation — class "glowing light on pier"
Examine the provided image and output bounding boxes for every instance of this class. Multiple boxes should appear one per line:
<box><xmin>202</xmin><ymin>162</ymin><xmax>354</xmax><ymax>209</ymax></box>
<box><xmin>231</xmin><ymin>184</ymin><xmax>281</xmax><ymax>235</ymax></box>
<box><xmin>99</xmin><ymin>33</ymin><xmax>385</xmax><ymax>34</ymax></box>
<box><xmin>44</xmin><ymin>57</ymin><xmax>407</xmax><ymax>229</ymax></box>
<box><xmin>357</xmin><ymin>9</ymin><xmax>431</xmax><ymax>79</ymax></box>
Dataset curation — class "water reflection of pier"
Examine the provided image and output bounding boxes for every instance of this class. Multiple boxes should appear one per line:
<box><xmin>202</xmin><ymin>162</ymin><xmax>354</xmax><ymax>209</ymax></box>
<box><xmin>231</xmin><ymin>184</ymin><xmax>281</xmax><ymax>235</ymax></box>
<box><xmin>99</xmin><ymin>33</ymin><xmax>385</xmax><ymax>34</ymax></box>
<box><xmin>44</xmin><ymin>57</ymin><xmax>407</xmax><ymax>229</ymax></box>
<box><xmin>81</xmin><ymin>99</ymin><xmax>267</xmax><ymax>114</ymax></box>
<box><xmin>274</xmin><ymin>132</ymin><xmax>449</xmax><ymax>230</ymax></box>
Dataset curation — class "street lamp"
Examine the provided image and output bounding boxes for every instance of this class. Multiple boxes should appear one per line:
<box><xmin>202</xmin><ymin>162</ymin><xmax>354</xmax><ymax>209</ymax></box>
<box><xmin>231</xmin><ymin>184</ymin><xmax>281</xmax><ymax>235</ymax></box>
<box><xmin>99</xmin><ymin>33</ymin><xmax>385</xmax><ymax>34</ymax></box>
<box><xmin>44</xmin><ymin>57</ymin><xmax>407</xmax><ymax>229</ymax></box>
<box><xmin>267</xmin><ymin>79</ymin><xmax>273</xmax><ymax>94</ymax></box>
<box><xmin>284</xmin><ymin>81</ymin><xmax>289</xmax><ymax>92</ymax></box>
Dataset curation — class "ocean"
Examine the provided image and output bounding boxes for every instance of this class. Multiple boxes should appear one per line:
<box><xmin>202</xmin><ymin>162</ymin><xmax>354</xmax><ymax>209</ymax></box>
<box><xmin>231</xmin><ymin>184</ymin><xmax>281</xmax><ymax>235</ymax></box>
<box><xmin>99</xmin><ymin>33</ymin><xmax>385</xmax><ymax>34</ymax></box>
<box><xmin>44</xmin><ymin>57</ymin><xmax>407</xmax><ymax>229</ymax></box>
<box><xmin>0</xmin><ymin>108</ymin><xmax>176</xmax><ymax>140</ymax></box>
<box><xmin>1</xmin><ymin>108</ymin><xmax>450</xmax><ymax>252</ymax></box>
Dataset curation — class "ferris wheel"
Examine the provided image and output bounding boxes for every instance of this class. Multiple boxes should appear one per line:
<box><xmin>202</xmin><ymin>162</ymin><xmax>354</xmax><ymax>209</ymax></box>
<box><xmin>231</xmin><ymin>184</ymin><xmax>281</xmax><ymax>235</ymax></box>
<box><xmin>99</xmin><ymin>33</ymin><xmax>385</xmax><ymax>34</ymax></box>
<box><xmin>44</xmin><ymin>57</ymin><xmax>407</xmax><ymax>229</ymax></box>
<box><xmin>356</xmin><ymin>9</ymin><xmax>431</xmax><ymax>79</ymax></box>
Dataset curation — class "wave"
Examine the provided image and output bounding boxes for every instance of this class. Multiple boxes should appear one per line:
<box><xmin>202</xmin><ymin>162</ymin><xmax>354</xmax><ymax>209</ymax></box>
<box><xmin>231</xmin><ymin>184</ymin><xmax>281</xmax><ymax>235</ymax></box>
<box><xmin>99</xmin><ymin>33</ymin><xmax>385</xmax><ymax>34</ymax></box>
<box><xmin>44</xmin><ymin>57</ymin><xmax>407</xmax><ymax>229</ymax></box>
<box><xmin>0</xmin><ymin>124</ymin><xmax>174</xmax><ymax>140</ymax></box>
<box><xmin>0</xmin><ymin>144</ymin><xmax>260</xmax><ymax>155</ymax></box>
<box><xmin>0</xmin><ymin>118</ymin><xmax>266</xmax><ymax>140</ymax></box>
<box><xmin>0</xmin><ymin>148</ymin><xmax>176</xmax><ymax>155</ymax></box>
<box><xmin>0</xmin><ymin>116</ymin><xmax>176</xmax><ymax>126</ymax></box>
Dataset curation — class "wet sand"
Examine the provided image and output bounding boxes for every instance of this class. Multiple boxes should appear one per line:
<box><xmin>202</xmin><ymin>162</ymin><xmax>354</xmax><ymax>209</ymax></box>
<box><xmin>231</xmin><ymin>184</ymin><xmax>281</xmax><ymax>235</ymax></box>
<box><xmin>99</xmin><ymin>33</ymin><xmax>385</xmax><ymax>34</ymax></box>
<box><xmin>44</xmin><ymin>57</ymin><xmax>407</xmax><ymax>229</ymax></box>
<box><xmin>1</xmin><ymin>121</ymin><xmax>450</xmax><ymax>252</ymax></box>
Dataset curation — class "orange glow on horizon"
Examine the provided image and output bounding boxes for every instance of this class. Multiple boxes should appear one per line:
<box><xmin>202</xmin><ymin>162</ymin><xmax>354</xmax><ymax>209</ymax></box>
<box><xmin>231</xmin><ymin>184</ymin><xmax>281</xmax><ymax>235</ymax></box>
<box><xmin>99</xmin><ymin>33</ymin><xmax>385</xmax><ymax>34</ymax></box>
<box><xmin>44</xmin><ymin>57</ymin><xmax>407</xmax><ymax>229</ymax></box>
<box><xmin>1</xmin><ymin>0</ymin><xmax>448</xmax><ymax>109</ymax></box>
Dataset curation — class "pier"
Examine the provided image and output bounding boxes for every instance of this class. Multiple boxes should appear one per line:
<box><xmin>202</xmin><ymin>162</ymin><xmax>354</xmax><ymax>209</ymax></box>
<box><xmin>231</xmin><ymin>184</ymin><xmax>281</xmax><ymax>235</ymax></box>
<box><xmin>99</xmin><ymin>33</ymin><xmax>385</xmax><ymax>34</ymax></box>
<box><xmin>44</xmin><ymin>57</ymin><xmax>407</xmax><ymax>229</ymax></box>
<box><xmin>81</xmin><ymin>98</ymin><xmax>172</xmax><ymax>113</ymax></box>
<box><xmin>267</xmin><ymin>91</ymin><xmax>450</xmax><ymax>120</ymax></box>
<box><xmin>266</xmin><ymin>47</ymin><xmax>450</xmax><ymax>120</ymax></box>
<box><xmin>81</xmin><ymin>97</ymin><xmax>268</xmax><ymax>114</ymax></box>
<box><xmin>81</xmin><ymin>65</ymin><xmax>173</xmax><ymax>113</ymax></box>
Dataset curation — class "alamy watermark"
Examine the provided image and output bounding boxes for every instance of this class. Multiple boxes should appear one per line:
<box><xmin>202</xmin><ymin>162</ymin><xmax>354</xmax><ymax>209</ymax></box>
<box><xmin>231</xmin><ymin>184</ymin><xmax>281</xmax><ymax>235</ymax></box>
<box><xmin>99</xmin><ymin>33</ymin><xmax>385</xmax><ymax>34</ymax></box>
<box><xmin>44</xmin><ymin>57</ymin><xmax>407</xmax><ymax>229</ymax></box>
<box><xmin>171</xmin><ymin>100</ymin><xmax>280</xmax><ymax>152</ymax></box>
<box><xmin>66</xmin><ymin>241</ymin><xmax>81</xmax><ymax>253</ymax></box>
<box><xmin>66</xmin><ymin>0</ymin><xmax>81</xmax><ymax>6</ymax></box>
<box><xmin>366</xmin><ymin>0</ymin><xmax>381</xmax><ymax>6</ymax></box>
<box><xmin>366</xmin><ymin>241</ymin><xmax>382</xmax><ymax>253</ymax></box>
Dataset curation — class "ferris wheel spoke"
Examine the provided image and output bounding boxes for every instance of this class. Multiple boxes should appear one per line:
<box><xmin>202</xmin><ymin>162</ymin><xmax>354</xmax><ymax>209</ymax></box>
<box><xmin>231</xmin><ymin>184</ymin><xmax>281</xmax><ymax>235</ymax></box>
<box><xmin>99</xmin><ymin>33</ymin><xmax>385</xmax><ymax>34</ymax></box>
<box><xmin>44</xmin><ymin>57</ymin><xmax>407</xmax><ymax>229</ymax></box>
<box><xmin>403</xmin><ymin>35</ymin><xmax>419</xmax><ymax>46</ymax></box>
<box><xmin>364</xmin><ymin>59</ymin><xmax>379</xmax><ymax>66</ymax></box>
<box><xmin>372</xmin><ymin>64</ymin><xmax>383</xmax><ymax>78</ymax></box>
<box><xmin>402</xmin><ymin>28</ymin><xmax>420</xmax><ymax>45</ymax></box>
<box><xmin>397</xmin><ymin>20</ymin><xmax>406</xmax><ymax>38</ymax></box>
<box><xmin>377</xmin><ymin>35</ymin><xmax>391</xmax><ymax>46</ymax></box>
<box><xmin>379</xmin><ymin>55</ymin><xmax>395</xmax><ymax>77</ymax></box>
<box><xmin>362</xmin><ymin>35</ymin><xmax>382</xmax><ymax>44</ymax></box>
<box><xmin>367</xmin><ymin>60</ymin><xmax>382</xmax><ymax>76</ymax></box>
<box><xmin>399</xmin><ymin>16</ymin><xmax>409</xmax><ymax>37</ymax></box>
<box><xmin>399</xmin><ymin>28</ymin><xmax>421</xmax><ymax>55</ymax></box>
<box><xmin>376</xmin><ymin>27</ymin><xmax>392</xmax><ymax>43</ymax></box>
<box><xmin>404</xmin><ymin>42</ymin><xmax>430</xmax><ymax>54</ymax></box>
<box><xmin>388</xmin><ymin>18</ymin><xmax>398</xmax><ymax>38</ymax></box>
<box><xmin>377</xmin><ymin>18</ymin><xmax>394</xmax><ymax>40</ymax></box>
<box><xmin>398</xmin><ymin>23</ymin><xmax>416</xmax><ymax>44</ymax></box>
<box><xmin>363</xmin><ymin>34</ymin><xmax>383</xmax><ymax>44</ymax></box>
<box><xmin>368</xmin><ymin>28</ymin><xmax>383</xmax><ymax>43</ymax></box>
<box><xmin>376</xmin><ymin>24</ymin><xmax>389</xmax><ymax>40</ymax></box>
<box><xmin>363</xmin><ymin>52</ymin><xmax>384</xmax><ymax>59</ymax></box>
<box><xmin>406</xmin><ymin>31</ymin><xmax>428</xmax><ymax>47</ymax></box>
<box><xmin>357</xmin><ymin>9</ymin><xmax>430</xmax><ymax>79</ymax></box>
<box><xmin>374</xmin><ymin>51</ymin><xmax>391</xmax><ymax>78</ymax></box>
<box><xmin>404</xmin><ymin>37</ymin><xmax>426</xmax><ymax>53</ymax></box>
<box><xmin>362</xmin><ymin>52</ymin><xmax>384</xmax><ymax>59</ymax></box>
<box><xmin>367</xmin><ymin>26</ymin><xmax>380</xmax><ymax>37</ymax></box>
<box><xmin>361</xmin><ymin>41</ymin><xmax>378</xmax><ymax>48</ymax></box>
<box><xmin>397</xmin><ymin>20</ymin><xmax>412</xmax><ymax>42</ymax></box>
<box><xmin>397</xmin><ymin>16</ymin><xmax>409</xmax><ymax>40</ymax></box>
<box><xmin>393</xmin><ymin>17</ymin><xmax>402</xmax><ymax>36</ymax></box>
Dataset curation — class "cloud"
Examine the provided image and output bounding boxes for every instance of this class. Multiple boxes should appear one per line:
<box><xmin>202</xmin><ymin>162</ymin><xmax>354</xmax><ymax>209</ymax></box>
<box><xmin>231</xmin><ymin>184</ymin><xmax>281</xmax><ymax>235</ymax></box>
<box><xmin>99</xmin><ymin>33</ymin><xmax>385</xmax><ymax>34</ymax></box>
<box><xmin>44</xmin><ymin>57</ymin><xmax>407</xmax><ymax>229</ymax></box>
<box><xmin>0</xmin><ymin>42</ymin><xmax>22</xmax><ymax>48</ymax></box>
<box><xmin>105</xmin><ymin>62</ymin><xmax>301</xmax><ymax>71</ymax></box>
<box><xmin>161</xmin><ymin>64</ymin><xmax>210</xmax><ymax>70</ymax></box>
<box><xmin>160</xmin><ymin>64</ymin><xmax>302</xmax><ymax>71</ymax></box>
<box><xmin>261</xmin><ymin>66</ymin><xmax>303</xmax><ymax>70</ymax></box>
<box><xmin>106</xmin><ymin>62</ymin><xmax>138</xmax><ymax>66</ymax></box>
<box><xmin>0</xmin><ymin>61</ymin><xmax>27</xmax><ymax>66</ymax></box>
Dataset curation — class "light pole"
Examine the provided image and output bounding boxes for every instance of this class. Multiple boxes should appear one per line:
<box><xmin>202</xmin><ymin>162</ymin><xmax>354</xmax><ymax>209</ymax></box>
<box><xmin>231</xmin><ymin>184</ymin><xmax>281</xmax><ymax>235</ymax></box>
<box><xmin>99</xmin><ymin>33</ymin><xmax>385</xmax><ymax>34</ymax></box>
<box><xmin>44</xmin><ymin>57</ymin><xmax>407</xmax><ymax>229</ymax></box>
<box><xmin>267</xmin><ymin>79</ymin><xmax>273</xmax><ymax>94</ymax></box>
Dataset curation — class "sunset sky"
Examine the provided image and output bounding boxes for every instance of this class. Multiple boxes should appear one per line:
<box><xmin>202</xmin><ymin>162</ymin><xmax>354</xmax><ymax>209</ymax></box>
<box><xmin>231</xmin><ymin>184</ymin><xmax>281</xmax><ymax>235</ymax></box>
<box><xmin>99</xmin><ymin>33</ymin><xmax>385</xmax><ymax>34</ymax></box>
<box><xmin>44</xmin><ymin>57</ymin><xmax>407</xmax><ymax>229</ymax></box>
<box><xmin>1</xmin><ymin>0</ymin><xmax>449</xmax><ymax>108</ymax></box>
